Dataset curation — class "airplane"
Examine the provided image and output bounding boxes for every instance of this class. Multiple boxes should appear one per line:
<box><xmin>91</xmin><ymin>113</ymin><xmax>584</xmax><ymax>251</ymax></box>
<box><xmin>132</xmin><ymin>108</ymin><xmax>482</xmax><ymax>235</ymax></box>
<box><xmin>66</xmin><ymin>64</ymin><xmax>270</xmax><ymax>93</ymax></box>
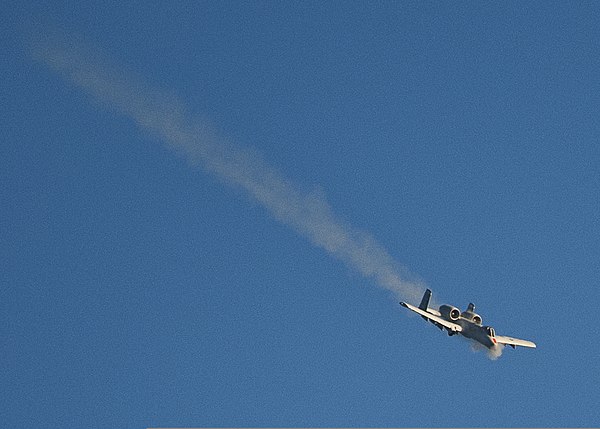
<box><xmin>400</xmin><ymin>289</ymin><xmax>536</xmax><ymax>350</ymax></box>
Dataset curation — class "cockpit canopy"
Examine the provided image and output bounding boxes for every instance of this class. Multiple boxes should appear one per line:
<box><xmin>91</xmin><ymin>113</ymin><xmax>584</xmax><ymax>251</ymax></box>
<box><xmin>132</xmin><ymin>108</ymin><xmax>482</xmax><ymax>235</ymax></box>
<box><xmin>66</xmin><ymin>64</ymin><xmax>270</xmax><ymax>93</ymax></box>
<box><xmin>484</xmin><ymin>326</ymin><xmax>496</xmax><ymax>337</ymax></box>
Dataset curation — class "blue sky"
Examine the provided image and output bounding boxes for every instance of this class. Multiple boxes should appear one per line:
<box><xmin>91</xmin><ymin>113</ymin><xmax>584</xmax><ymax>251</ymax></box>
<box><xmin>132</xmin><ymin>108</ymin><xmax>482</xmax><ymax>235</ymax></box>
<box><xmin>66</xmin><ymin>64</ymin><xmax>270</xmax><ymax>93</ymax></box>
<box><xmin>3</xmin><ymin>2</ymin><xmax>600</xmax><ymax>427</ymax></box>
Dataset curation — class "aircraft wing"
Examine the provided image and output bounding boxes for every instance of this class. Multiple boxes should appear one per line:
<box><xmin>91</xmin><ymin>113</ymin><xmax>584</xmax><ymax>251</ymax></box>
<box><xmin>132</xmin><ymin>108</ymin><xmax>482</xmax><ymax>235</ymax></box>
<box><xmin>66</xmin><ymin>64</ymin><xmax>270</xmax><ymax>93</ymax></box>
<box><xmin>400</xmin><ymin>302</ymin><xmax>462</xmax><ymax>333</ymax></box>
<box><xmin>495</xmin><ymin>335</ymin><xmax>537</xmax><ymax>349</ymax></box>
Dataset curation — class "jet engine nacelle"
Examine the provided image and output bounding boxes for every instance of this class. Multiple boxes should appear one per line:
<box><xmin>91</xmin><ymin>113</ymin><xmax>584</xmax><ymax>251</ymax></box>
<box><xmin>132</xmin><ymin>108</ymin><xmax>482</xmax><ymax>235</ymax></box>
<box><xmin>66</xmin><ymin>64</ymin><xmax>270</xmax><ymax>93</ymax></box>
<box><xmin>462</xmin><ymin>311</ymin><xmax>483</xmax><ymax>325</ymax></box>
<box><xmin>439</xmin><ymin>305</ymin><xmax>461</xmax><ymax>321</ymax></box>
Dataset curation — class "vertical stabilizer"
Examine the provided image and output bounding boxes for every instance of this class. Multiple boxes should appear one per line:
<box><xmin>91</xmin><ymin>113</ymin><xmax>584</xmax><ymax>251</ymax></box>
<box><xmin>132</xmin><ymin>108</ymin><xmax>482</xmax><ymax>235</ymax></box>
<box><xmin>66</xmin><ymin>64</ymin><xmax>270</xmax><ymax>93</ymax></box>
<box><xmin>419</xmin><ymin>289</ymin><xmax>432</xmax><ymax>310</ymax></box>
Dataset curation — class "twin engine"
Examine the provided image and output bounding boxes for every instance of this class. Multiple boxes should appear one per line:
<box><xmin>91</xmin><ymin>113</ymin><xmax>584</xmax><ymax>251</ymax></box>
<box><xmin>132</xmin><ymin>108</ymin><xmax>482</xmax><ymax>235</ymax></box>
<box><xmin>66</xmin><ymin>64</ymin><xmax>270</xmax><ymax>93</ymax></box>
<box><xmin>439</xmin><ymin>305</ymin><xmax>483</xmax><ymax>325</ymax></box>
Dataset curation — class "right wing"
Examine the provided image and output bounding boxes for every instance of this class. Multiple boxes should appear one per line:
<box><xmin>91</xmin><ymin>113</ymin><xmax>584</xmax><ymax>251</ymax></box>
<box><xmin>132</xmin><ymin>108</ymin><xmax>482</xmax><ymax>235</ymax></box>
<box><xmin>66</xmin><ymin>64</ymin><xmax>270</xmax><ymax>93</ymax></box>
<box><xmin>400</xmin><ymin>301</ymin><xmax>462</xmax><ymax>333</ymax></box>
<box><xmin>495</xmin><ymin>335</ymin><xmax>537</xmax><ymax>349</ymax></box>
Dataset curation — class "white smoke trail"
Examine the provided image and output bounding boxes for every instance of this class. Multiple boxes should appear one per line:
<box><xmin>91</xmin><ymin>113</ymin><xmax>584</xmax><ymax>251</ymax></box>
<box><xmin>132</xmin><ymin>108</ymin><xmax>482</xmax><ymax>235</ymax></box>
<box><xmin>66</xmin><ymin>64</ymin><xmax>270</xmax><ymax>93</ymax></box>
<box><xmin>29</xmin><ymin>35</ymin><xmax>425</xmax><ymax>303</ymax></box>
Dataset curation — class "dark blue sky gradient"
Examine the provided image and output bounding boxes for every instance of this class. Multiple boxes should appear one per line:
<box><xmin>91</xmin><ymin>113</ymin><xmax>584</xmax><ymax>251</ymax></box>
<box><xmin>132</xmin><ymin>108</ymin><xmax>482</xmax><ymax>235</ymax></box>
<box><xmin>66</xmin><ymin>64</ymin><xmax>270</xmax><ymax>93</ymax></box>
<box><xmin>3</xmin><ymin>2</ymin><xmax>600</xmax><ymax>427</ymax></box>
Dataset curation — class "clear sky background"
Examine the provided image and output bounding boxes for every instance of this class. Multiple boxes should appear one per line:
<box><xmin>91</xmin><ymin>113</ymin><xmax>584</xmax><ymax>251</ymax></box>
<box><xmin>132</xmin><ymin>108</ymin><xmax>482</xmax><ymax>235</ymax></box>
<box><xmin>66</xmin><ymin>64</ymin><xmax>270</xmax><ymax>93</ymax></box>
<box><xmin>3</xmin><ymin>2</ymin><xmax>600</xmax><ymax>427</ymax></box>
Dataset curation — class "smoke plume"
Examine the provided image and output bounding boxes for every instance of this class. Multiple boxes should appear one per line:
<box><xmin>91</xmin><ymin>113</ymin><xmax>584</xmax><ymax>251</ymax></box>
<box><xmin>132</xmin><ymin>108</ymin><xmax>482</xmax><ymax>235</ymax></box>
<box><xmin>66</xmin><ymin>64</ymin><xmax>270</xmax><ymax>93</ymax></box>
<box><xmin>29</xmin><ymin>35</ymin><xmax>426</xmax><ymax>304</ymax></box>
<box><xmin>470</xmin><ymin>340</ymin><xmax>504</xmax><ymax>360</ymax></box>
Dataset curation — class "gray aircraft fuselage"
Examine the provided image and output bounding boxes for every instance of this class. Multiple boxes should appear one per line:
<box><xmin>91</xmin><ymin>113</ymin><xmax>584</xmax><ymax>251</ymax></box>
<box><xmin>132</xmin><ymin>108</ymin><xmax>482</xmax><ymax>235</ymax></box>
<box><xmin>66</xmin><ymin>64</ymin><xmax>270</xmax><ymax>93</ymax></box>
<box><xmin>400</xmin><ymin>289</ymin><xmax>537</xmax><ymax>351</ymax></box>
<box><xmin>452</xmin><ymin>318</ymin><xmax>497</xmax><ymax>349</ymax></box>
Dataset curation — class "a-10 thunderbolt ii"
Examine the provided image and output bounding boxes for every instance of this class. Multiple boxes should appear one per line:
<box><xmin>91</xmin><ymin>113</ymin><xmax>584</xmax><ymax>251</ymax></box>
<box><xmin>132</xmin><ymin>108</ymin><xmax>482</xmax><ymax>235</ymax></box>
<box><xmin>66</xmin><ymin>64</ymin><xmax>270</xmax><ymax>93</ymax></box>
<box><xmin>400</xmin><ymin>289</ymin><xmax>536</xmax><ymax>350</ymax></box>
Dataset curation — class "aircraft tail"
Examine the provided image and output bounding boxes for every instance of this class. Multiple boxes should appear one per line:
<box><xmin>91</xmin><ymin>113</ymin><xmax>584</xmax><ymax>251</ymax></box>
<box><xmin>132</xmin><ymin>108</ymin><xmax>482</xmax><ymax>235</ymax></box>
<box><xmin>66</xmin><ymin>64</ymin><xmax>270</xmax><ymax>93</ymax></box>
<box><xmin>419</xmin><ymin>289</ymin><xmax>432</xmax><ymax>311</ymax></box>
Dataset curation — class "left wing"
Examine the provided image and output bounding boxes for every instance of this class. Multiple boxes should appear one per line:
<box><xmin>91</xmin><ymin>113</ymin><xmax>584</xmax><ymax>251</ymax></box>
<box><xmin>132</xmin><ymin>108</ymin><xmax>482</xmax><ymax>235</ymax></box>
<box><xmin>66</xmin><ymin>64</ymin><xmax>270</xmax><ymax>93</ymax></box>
<box><xmin>495</xmin><ymin>335</ymin><xmax>537</xmax><ymax>349</ymax></box>
<box><xmin>400</xmin><ymin>302</ymin><xmax>462</xmax><ymax>333</ymax></box>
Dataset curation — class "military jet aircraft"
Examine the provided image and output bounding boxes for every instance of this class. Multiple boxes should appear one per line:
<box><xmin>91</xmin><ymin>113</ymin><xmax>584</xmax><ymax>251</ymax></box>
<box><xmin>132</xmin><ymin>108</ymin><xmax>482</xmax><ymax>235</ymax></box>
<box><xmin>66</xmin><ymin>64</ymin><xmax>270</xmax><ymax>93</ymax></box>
<box><xmin>400</xmin><ymin>289</ymin><xmax>536</xmax><ymax>350</ymax></box>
